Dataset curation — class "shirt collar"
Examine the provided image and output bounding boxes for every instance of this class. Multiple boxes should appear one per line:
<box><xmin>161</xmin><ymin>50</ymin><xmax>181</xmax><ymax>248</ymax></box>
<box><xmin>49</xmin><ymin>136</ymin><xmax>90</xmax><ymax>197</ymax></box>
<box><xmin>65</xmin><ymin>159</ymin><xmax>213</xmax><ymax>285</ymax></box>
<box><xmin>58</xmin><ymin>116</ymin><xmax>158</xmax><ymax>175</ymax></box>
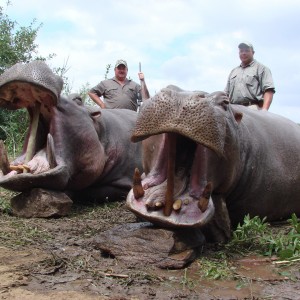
<box><xmin>240</xmin><ymin>59</ymin><xmax>255</xmax><ymax>68</ymax></box>
<box><xmin>112</xmin><ymin>77</ymin><xmax>131</xmax><ymax>84</ymax></box>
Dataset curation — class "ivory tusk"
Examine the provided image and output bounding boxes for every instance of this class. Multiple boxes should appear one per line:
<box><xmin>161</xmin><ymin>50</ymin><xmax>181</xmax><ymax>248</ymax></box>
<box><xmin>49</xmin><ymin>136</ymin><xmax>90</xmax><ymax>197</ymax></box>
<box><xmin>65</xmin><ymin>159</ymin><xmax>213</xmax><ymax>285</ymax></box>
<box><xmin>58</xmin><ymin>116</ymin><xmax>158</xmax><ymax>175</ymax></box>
<box><xmin>132</xmin><ymin>167</ymin><xmax>144</xmax><ymax>199</ymax></box>
<box><xmin>163</xmin><ymin>133</ymin><xmax>176</xmax><ymax>216</ymax></box>
<box><xmin>24</xmin><ymin>102</ymin><xmax>41</xmax><ymax>170</ymax></box>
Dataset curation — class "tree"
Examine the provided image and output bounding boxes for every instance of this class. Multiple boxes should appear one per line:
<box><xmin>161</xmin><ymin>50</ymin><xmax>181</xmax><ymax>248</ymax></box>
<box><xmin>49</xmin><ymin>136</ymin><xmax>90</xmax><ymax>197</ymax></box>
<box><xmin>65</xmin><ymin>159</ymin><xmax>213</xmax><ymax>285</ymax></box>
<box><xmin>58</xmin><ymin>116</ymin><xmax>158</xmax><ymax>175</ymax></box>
<box><xmin>0</xmin><ymin>1</ymin><xmax>55</xmax><ymax>156</ymax></box>
<box><xmin>0</xmin><ymin>2</ymin><xmax>55</xmax><ymax>74</ymax></box>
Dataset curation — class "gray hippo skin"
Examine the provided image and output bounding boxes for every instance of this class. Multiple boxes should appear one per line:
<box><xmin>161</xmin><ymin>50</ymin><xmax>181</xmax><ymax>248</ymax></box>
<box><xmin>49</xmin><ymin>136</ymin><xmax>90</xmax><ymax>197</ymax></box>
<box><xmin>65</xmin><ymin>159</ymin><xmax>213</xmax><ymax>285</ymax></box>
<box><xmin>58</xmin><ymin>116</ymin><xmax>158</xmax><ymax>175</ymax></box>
<box><xmin>126</xmin><ymin>87</ymin><xmax>300</xmax><ymax>242</ymax></box>
<box><xmin>0</xmin><ymin>61</ymin><xmax>142</xmax><ymax>201</ymax></box>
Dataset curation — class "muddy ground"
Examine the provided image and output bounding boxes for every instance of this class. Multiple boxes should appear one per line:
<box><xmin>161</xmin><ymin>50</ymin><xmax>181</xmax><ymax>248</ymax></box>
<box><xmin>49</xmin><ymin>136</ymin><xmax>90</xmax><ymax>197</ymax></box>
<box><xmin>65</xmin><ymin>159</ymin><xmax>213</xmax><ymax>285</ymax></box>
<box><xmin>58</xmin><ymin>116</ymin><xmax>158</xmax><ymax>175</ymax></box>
<box><xmin>0</xmin><ymin>196</ymin><xmax>299</xmax><ymax>300</ymax></box>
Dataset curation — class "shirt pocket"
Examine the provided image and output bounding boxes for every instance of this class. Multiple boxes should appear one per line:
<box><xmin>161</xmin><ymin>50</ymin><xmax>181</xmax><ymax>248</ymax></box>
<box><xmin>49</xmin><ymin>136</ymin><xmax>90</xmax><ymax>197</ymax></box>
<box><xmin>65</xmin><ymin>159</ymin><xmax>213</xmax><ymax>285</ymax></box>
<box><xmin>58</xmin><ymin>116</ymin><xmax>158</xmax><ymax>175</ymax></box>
<box><xmin>245</xmin><ymin>74</ymin><xmax>258</xmax><ymax>86</ymax></box>
<box><xmin>230</xmin><ymin>74</ymin><xmax>237</xmax><ymax>85</ymax></box>
<box><xmin>106</xmin><ymin>87</ymin><xmax>119</xmax><ymax>98</ymax></box>
<box><xmin>126</xmin><ymin>87</ymin><xmax>136</xmax><ymax>100</ymax></box>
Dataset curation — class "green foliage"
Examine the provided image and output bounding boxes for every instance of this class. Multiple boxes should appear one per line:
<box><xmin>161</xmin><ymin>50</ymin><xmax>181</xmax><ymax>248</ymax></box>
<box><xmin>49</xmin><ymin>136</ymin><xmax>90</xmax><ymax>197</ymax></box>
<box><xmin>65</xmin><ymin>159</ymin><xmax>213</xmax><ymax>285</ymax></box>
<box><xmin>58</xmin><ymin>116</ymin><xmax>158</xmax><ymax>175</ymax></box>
<box><xmin>230</xmin><ymin>215</ymin><xmax>268</xmax><ymax>250</ymax></box>
<box><xmin>52</xmin><ymin>57</ymin><xmax>72</xmax><ymax>95</ymax></box>
<box><xmin>0</xmin><ymin>1</ymin><xmax>55</xmax><ymax>156</ymax></box>
<box><xmin>227</xmin><ymin>214</ymin><xmax>300</xmax><ymax>261</ymax></box>
<box><xmin>0</xmin><ymin>1</ymin><xmax>55</xmax><ymax>73</ymax></box>
<box><xmin>0</xmin><ymin>187</ymin><xmax>14</xmax><ymax>214</ymax></box>
<box><xmin>77</xmin><ymin>82</ymin><xmax>92</xmax><ymax>105</ymax></box>
<box><xmin>104</xmin><ymin>63</ymin><xmax>112</xmax><ymax>79</ymax></box>
<box><xmin>197</xmin><ymin>252</ymin><xmax>234</xmax><ymax>280</ymax></box>
<box><xmin>0</xmin><ymin>108</ymin><xmax>28</xmax><ymax>157</ymax></box>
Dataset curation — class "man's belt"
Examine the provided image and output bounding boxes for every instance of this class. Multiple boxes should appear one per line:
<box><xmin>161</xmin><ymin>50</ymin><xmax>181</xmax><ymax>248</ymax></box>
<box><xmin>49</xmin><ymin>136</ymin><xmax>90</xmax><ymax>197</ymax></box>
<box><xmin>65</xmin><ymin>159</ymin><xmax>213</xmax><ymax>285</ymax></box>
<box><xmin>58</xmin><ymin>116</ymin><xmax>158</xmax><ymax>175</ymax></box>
<box><xmin>235</xmin><ymin>100</ymin><xmax>260</xmax><ymax>107</ymax></box>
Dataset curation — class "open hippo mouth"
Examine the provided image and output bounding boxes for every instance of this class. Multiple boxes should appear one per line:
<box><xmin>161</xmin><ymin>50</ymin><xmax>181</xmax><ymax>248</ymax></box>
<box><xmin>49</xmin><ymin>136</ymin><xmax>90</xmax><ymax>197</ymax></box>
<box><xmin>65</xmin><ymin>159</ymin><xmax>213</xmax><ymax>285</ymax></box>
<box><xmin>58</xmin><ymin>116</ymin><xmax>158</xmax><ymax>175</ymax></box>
<box><xmin>126</xmin><ymin>88</ymin><xmax>228</xmax><ymax>228</ymax></box>
<box><xmin>0</xmin><ymin>61</ymin><xmax>67</xmax><ymax>191</ymax></box>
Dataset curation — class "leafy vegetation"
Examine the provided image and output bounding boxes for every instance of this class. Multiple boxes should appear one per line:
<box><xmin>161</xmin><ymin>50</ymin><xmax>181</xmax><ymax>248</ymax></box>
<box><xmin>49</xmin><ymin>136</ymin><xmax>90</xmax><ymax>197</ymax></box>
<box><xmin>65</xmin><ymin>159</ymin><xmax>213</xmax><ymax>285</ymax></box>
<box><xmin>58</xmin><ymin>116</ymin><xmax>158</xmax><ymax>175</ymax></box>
<box><xmin>0</xmin><ymin>1</ymin><xmax>56</xmax><ymax>158</ymax></box>
<box><xmin>227</xmin><ymin>213</ymin><xmax>300</xmax><ymax>260</ymax></box>
<box><xmin>195</xmin><ymin>214</ymin><xmax>300</xmax><ymax>282</ymax></box>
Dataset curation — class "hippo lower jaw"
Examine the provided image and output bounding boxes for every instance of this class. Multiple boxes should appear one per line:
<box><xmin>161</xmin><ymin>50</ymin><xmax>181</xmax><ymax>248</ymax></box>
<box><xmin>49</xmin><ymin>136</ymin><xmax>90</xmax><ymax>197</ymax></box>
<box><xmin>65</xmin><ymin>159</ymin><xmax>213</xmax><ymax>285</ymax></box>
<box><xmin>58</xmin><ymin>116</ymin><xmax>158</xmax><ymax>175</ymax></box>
<box><xmin>126</xmin><ymin>133</ymin><xmax>217</xmax><ymax>228</ymax></box>
<box><xmin>127</xmin><ymin>189</ymin><xmax>215</xmax><ymax>228</ymax></box>
<box><xmin>0</xmin><ymin>134</ymin><xmax>69</xmax><ymax>192</ymax></box>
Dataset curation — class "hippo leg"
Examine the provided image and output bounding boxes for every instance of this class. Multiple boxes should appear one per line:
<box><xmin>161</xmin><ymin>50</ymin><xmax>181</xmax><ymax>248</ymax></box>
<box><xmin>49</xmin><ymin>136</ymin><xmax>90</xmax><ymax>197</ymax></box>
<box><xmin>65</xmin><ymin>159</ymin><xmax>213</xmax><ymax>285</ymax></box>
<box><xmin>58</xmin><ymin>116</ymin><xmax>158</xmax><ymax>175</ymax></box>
<box><xmin>201</xmin><ymin>195</ymin><xmax>232</xmax><ymax>243</ymax></box>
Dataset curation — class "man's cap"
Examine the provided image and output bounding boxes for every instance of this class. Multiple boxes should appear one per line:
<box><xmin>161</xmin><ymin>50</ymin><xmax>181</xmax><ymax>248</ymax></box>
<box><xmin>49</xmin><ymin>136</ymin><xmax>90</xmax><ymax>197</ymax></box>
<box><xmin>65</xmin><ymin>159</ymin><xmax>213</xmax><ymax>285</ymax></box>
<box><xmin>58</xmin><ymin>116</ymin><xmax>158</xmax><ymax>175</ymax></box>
<box><xmin>238</xmin><ymin>42</ymin><xmax>254</xmax><ymax>50</ymax></box>
<box><xmin>115</xmin><ymin>59</ymin><xmax>128</xmax><ymax>68</ymax></box>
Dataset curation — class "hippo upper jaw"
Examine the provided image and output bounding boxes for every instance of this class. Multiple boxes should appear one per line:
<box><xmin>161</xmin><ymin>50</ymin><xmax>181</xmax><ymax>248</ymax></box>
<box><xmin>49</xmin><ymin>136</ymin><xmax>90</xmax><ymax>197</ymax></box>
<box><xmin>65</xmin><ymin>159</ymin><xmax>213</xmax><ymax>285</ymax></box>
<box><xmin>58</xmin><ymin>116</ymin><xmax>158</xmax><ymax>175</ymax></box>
<box><xmin>126</xmin><ymin>88</ymin><xmax>235</xmax><ymax>228</ymax></box>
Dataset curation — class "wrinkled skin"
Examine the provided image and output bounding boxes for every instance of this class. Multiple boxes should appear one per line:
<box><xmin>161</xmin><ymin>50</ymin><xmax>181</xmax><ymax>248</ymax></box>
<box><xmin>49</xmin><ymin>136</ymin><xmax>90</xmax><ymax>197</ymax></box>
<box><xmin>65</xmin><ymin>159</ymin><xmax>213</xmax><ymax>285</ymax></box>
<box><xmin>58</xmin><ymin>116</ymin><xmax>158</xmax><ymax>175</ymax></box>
<box><xmin>126</xmin><ymin>87</ymin><xmax>300</xmax><ymax>242</ymax></box>
<box><xmin>0</xmin><ymin>61</ymin><xmax>142</xmax><ymax>201</ymax></box>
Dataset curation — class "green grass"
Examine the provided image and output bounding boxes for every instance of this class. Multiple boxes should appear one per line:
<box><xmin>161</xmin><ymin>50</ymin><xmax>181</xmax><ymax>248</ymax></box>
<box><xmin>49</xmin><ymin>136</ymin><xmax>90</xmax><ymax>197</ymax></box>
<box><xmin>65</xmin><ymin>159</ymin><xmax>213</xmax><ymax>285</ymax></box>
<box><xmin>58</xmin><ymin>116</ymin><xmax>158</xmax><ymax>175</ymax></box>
<box><xmin>227</xmin><ymin>213</ymin><xmax>300</xmax><ymax>260</ymax></box>
<box><xmin>195</xmin><ymin>214</ymin><xmax>300</xmax><ymax>282</ymax></box>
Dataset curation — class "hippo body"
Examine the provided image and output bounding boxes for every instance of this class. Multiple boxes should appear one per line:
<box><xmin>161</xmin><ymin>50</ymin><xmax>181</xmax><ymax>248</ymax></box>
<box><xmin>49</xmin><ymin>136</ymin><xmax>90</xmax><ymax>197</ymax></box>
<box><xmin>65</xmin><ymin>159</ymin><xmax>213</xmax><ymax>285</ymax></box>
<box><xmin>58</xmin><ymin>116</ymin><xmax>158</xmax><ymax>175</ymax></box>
<box><xmin>0</xmin><ymin>61</ymin><xmax>142</xmax><ymax>201</ymax></box>
<box><xmin>126</xmin><ymin>87</ymin><xmax>300</xmax><ymax>241</ymax></box>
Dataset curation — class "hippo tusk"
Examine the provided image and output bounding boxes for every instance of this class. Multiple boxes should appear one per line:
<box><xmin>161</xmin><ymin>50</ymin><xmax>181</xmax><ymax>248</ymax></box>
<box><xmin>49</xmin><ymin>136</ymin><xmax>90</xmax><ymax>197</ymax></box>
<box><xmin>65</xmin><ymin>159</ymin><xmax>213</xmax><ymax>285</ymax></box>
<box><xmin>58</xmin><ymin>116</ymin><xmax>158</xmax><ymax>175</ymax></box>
<box><xmin>24</xmin><ymin>102</ymin><xmax>41</xmax><ymax>170</ymax></box>
<box><xmin>132</xmin><ymin>167</ymin><xmax>144</xmax><ymax>199</ymax></box>
<box><xmin>46</xmin><ymin>133</ymin><xmax>57</xmax><ymax>168</ymax></box>
<box><xmin>198</xmin><ymin>197</ymin><xmax>209</xmax><ymax>212</ymax></box>
<box><xmin>163</xmin><ymin>133</ymin><xmax>176</xmax><ymax>216</ymax></box>
<box><xmin>0</xmin><ymin>140</ymin><xmax>10</xmax><ymax>175</ymax></box>
<box><xmin>198</xmin><ymin>182</ymin><xmax>213</xmax><ymax>212</ymax></box>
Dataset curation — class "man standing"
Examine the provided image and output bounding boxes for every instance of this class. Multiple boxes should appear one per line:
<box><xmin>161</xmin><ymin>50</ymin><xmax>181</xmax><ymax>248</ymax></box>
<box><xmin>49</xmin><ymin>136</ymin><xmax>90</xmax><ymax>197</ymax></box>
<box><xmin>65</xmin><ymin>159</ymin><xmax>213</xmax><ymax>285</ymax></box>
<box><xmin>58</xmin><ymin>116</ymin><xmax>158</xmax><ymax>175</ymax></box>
<box><xmin>88</xmin><ymin>59</ymin><xmax>150</xmax><ymax>111</ymax></box>
<box><xmin>224</xmin><ymin>42</ymin><xmax>275</xmax><ymax>110</ymax></box>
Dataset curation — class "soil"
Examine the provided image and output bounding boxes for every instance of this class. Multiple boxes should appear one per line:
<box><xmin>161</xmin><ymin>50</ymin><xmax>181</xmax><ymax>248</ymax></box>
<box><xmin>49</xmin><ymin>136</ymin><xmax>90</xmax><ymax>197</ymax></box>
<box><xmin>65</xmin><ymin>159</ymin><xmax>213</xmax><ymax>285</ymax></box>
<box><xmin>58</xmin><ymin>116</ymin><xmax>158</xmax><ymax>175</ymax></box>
<box><xmin>0</xmin><ymin>199</ymin><xmax>299</xmax><ymax>300</ymax></box>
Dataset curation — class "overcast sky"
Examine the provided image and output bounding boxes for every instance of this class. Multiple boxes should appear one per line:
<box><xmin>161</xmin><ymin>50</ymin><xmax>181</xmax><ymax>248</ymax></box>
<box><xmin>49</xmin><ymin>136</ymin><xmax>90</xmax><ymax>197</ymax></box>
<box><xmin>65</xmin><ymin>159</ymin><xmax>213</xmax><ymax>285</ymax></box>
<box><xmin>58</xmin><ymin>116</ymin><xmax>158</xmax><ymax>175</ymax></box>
<box><xmin>4</xmin><ymin>0</ymin><xmax>300</xmax><ymax>123</ymax></box>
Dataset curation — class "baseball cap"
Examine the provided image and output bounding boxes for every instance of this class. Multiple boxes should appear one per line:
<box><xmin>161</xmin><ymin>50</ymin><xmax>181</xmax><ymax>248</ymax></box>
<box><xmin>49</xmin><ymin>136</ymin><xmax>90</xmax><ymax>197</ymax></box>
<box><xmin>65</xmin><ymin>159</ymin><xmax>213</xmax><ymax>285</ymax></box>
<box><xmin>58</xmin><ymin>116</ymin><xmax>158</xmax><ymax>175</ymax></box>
<box><xmin>115</xmin><ymin>59</ymin><xmax>128</xmax><ymax>68</ymax></box>
<box><xmin>238</xmin><ymin>42</ymin><xmax>254</xmax><ymax>50</ymax></box>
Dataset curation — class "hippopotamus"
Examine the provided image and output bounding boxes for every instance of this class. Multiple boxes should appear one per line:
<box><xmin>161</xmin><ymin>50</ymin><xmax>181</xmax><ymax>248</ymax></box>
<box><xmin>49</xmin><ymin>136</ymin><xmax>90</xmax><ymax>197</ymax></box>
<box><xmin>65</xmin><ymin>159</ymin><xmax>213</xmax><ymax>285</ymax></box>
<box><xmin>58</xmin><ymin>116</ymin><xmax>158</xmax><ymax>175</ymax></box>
<box><xmin>126</xmin><ymin>87</ymin><xmax>300</xmax><ymax>242</ymax></box>
<box><xmin>0</xmin><ymin>61</ymin><xmax>142</xmax><ymax>201</ymax></box>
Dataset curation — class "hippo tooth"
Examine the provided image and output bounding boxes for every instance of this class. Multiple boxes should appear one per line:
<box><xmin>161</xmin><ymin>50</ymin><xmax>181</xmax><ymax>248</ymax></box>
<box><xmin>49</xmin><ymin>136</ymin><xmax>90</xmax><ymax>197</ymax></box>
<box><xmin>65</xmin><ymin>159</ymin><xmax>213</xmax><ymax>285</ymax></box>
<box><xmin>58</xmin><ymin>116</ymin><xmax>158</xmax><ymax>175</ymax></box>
<box><xmin>132</xmin><ymin>167</ymin><xmax>144</xmax><ymax>199</ymax></box>
<box><xmin>198</xmin><ymin>197</ymin><xmax>209</xmax><ymax>212</ymax></box>
<box><xmin>173</xmin><ymin>199</ymin><xmax>182</xmax><ymax>211</ymax></box>
<box><xmin>155</xmin><ymin>201</ymin><xmax>163</xmax><ymax>208</ymax></box>
<box><xmin>202</xmin><ymin>182</ymin><xmax>213</xmax><ymax>198</ymax></box>
<box><xmin>163</xmin><ymin>133</ymin><xmax>176</xmax><ymax>217</ymax></box>
<box><xmin>24</xmin><ymin>102</ymin><xmax>41</xmax><ymax>164</ymax></box>
<box><xmin>46</xmin><ymin>133</ymin><xmax>57</xmax><ymax>169</ymax></box>
<box><xmin>0</xmin><ymin>140</ymin><xmax>10</xmax><ymax>175</ymax></box>
<box><xmin>10</xmin><ymin>164</ymin><xmax>30</xmax><ymax>174</ymax></box>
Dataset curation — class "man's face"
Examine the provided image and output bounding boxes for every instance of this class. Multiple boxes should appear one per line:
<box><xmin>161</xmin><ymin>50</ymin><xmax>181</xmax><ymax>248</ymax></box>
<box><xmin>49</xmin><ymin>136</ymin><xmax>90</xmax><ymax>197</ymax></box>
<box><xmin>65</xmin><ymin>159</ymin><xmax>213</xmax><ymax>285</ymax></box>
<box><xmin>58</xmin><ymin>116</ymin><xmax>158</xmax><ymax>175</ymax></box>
<box><xmin>239</xmin><ymin>47</ymin><xmax>254</xmax><ymax>66</ymax></box>
<box><xmin>115</xmin><ymin>64</ymin><xmax>128</xmax><ymax>80</ymax></box>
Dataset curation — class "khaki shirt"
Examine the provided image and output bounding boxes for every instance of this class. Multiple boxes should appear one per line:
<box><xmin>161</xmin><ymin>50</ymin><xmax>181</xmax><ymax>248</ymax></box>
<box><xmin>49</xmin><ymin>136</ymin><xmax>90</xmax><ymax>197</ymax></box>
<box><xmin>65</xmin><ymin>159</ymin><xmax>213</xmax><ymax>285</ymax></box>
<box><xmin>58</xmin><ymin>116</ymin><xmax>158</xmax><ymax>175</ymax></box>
<box><xmin>224</xmin><ymin>60</ymin><xmax>275</xmax><ymax>104</ymax></box>
<box><xmin>89</xmin><ymin>77</ymin><xmax>142</xmax><ymax>111</ymax></box>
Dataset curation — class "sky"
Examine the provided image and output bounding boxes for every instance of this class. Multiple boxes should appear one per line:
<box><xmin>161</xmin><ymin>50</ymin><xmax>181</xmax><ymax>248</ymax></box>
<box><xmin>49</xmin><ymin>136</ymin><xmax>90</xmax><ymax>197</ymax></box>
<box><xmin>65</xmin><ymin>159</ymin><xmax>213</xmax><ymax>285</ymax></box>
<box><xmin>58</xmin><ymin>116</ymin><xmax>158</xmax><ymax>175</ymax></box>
<box><xmin>3</xmin><ymin>0</ymin><xmax>300</xmax><ymax>123</ymax></box>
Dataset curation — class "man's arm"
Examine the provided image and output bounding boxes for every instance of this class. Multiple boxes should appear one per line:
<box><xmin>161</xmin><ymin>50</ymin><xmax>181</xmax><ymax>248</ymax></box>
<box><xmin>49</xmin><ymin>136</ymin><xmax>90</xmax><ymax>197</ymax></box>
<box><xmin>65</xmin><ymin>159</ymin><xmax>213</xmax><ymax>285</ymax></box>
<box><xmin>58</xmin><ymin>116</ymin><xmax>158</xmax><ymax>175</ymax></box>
<box><xmin>262</xmin><ymin>89</ymin><xmax>274</xmax><ymax>111</ymax></box>
<box><xmin>88</xmin><ymin>92</ymin><xmax>106</xmax><ymax>109</ymax></box>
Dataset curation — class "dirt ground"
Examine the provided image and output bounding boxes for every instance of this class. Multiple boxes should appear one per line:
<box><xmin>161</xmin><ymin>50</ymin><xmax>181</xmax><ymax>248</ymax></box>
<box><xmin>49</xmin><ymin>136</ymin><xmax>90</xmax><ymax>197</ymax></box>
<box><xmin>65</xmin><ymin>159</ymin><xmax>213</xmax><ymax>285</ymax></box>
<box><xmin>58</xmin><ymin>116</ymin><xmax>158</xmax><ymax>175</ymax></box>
<box><xmin>0</xmin><ymin>199</ymin><xmax>299</xmax><ymax>300</ymax></box>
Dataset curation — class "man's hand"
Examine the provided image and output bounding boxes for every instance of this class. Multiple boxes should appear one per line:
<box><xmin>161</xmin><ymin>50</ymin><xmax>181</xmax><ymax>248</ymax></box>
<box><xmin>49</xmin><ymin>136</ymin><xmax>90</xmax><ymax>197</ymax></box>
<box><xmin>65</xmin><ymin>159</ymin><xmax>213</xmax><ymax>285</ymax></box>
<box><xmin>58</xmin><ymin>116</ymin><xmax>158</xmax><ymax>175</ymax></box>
<box><xmin>138</xmin><ymin>72</ymin><xmax>145</xmax><ymax>81</ymax></box>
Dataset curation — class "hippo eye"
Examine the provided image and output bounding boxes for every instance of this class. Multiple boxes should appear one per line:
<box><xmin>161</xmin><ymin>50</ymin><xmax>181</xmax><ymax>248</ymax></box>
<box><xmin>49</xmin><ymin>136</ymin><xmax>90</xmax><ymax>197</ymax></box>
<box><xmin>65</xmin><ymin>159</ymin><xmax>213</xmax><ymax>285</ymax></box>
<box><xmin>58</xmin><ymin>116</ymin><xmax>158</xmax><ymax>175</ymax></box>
<box><xmin>73</xmin><ymin>98</ymin><xmax>83</xmax><ymax>106</ymax></box>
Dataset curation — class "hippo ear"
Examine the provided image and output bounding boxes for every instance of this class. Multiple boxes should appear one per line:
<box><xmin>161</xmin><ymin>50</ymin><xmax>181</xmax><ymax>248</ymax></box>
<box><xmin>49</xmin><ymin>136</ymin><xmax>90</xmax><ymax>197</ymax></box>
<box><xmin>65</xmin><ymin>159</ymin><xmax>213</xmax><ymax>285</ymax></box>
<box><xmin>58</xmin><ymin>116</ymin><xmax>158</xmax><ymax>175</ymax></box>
<box><xmin>211</xmin><ymin>92</ymin><xmax>230</xmax><ymax>111</ymax></box>
<box><xmin>220</xmin><ymin>99</ymin><xmax>230</xmax><ymax>111</ymax></box>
